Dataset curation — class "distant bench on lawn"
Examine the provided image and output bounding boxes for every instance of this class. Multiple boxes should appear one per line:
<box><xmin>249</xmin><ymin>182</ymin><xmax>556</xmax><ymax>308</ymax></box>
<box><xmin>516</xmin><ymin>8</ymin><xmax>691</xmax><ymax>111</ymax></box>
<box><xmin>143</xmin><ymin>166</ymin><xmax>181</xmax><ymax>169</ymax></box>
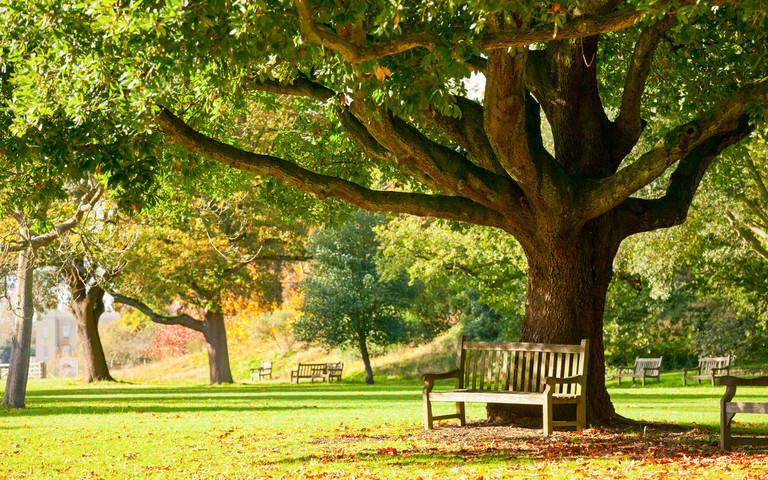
<box><xmin>291</xmin><ymin>362</ymin><xmax>343</xmax><ymax>383</ymax></box>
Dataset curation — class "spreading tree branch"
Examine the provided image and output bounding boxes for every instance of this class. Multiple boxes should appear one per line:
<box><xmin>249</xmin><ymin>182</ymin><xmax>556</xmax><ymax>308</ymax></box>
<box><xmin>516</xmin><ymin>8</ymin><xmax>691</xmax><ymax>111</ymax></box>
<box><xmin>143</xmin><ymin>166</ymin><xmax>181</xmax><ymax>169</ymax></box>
<box><xmin>583</xmin><ymin>78</ymin><xmax>768</xmax><ymax>222</ymax></box>
<box><xmin>5</xmin><ymin>186</ymin><xmax>103</xmax><ymax>252</ymax></box>
<box><xmin>155</xmin><ymin>108</ymin><xmax>509</xmax><ymax>229</ymax></box>
<box><xmin>614</xmin><ymin>15</ymin><xmax>677</xmax><ymax>159</ymax></box>
<box><xmin>108</xmin><ymin>291</ymin><xmax>206</xmax><ymax>333</ymax></box>
<box><xmin>616</xmin><ymin>115</ymin><xmax>753</xmax><ymax>237</ymax></box>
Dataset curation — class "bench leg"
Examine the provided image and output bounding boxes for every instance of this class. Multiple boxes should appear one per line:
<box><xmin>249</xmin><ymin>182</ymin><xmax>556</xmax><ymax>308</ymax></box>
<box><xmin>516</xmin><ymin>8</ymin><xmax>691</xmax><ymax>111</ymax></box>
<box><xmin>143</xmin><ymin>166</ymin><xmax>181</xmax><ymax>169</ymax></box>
<box><xmin>457</xmin><ymin>402</ymin><xmax>466</xmax><ymax>426</ymax></box>
<box><xmin>577</xmin><ymin>398</ymin><xmax>586</xmax><ymax>432</ymax></box>
<box><xmin>543</xmin><ymin>398</ymin><xmax>553</xmax><ymax>436</ymax></box>
<box><xmin>641</xmin><ymin>376</ymin><xmax>645</xmax><ymax>387</ymax></box>
<box><xmin>617</xmin><ymin>375</ymin><xmax>621</xmax><ymax>386</ymax></box>
<box><xmin>423</xmin><ymin>395</ymin><xmax>434</xmax><ymax>430</ymax></box>
<box><xmin>721</xmin><ymin>410</ymin><xmax>735</xmax><ymax>451</ymax></box>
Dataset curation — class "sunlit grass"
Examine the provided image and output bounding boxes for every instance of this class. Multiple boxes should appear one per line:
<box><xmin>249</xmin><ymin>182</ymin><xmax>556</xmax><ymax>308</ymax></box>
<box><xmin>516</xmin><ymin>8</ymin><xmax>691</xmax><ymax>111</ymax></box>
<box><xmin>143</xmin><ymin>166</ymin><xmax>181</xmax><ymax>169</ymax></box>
<box><xmin>1</xmin><ymin>374</ymin><xmax>767</xmax><ymax>479</ymax></box>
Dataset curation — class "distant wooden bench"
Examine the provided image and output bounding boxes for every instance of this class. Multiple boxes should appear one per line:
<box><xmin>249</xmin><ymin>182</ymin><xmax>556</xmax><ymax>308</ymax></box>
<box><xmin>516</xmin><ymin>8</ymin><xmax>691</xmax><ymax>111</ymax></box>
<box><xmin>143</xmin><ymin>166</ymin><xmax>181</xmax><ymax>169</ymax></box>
<box><xmin>326</xmin><ymin>362</ymin><xmax>343</xmax><ymax>383</ymax></box>
<box><xmin>291</xmin><ymin>363</ymin><xmax>329</xmax><ymax>383</ymax></box>
<box><xmin>422</xmin><ymin>336</ymin><xmax>589</xmax><ymax>435</ymax></box>
<box><xmin>617</xmin><ymin>357</ymin><xmax>662</xmax><ymax>386</ymax></box>
<box><xmin>719</xmin><ymin>376</ymin><xmax>768</xmax><ymax>450</ymax></box>
<box><xmin>250</xmin><ymin>361</ymin><xmax>272</xmax><ymax>381</ymax></box>
<box><xmin>683</xmin><ymin>356</ymin><xmax>730</xmax><ymax>386</ymax></box>
<box><xmin>0</xmin><ymin>361</ymin><xmax>47</xmax><ymax>379</ymax></box>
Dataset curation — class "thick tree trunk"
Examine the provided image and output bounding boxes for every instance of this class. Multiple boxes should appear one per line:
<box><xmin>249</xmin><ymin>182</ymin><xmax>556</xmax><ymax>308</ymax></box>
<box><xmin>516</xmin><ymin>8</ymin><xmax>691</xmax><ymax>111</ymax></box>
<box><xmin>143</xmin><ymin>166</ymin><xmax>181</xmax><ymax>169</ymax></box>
<box><xmin>203</xmin><ymin>310</ymin><xmax>233</xmax><ymax>384</ymax></box>
<box><xmin>490</xmin><ymin>218</ymin><xmax>620</xmax><ymax>425</ymax></box>
<box><xmin>70</xmin><ymin>284</ymin><xmax>114</xmax><ymax>383</ymax></box>
<box><xmin>2</xmin><ymin>247</ymin><xmax>35</xmax><ymax>408</ymax></box>
<box><xmin>358</xmin><ymin>330</ymin><xmax>374</xmax><ymax>385</ymax></box>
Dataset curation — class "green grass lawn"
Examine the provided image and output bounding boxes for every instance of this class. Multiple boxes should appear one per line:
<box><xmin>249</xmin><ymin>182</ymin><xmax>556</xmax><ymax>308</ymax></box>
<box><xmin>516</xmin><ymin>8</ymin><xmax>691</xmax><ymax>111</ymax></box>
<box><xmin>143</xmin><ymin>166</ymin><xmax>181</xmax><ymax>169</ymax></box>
<box><xmin>1</xmin><ymin>373</ymin><xmax>767</xmax><ymax>479</ymax></box>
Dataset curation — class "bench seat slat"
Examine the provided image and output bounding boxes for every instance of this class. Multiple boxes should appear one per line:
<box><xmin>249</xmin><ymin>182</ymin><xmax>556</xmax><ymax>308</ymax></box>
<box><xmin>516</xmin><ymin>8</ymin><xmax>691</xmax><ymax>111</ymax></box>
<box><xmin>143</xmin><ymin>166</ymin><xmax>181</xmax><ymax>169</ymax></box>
<box><xmin>726</xmin><ymin>402</ymin><xmax>768</xmax><ymax>414</ymax></box>
<box><xmin>429</xmin><ymin>389</ymin><xmax>581</xmax><ymax>405</ymax></box>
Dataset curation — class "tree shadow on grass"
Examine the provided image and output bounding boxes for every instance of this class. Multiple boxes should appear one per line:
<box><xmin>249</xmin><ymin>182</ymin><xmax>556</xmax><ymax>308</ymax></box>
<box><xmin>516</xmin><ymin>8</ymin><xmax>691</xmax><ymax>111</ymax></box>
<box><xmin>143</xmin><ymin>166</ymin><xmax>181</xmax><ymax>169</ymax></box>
<box><xmin>265</xmin><ymin>424</ymin><xmax>768</xmax><ymax>470</ymax></box>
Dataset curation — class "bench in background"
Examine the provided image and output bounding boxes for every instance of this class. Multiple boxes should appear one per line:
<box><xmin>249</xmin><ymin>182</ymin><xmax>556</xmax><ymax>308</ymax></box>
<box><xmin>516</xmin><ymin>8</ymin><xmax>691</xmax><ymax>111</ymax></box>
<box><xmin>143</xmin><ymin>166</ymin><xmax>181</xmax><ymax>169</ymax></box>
<box><xmin>0</xmin><ymin>361</ymin><xmax>46</xmax><ymax>379</ymax></box>
<box><xmin>719</xmin><ymin>375</ymin><xmax>768</xmax><ymax>450</ymax></box>
<box><xmin>422</xmin><ymin>336</ymin><xmax>589</xmax><ymax>435</ymax></box>
<box><xmin>617</xmin><ymin>357</ymin><xmax>662</xmax><ymax>386</ymax></box>
<box><xmin>683</xmin><ymin>356</ymin><xmax>730</xmax><ymax>386</ymax></box>
<box><xmin>250</xmin><ymin>361</ymin><xmax>272</xmax><ymax>381</ymax></box>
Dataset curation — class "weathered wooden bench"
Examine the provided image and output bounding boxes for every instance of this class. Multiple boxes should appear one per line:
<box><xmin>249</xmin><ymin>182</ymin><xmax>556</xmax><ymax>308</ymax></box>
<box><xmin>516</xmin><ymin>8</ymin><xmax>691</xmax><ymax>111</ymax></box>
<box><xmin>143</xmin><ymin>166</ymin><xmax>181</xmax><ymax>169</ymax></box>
<box><xmin>718</xmin><ymin>375</ymin><xmax>768</xmax><ymax>450</ymax></box>
<box><xmin>291</xmin><ymin>363</ymin><xmax>329</xmax><ymax>383</ymax></box>
<box><xmin>683</xmin><ymin>356</ymin><xmax>730</xmax><ymax>386</ymax></box>
<box><xmin>327</xmin><ymin>362</ymin><xmax>343</xmax><ymax>383</ymax></box>
<box><xmin>422</xmin><ymin>336</ymin><xmax>589</xmax><ymax>435</ymax></box>
<box><xmin>250</xmin><ymin>361</ymin><xmax>272</xmax><ymax>381</ymax></box>
<box><xmin>617</xmin><ymin>357</ymin><xmax>663</xmax><ymax>386</ymax></box>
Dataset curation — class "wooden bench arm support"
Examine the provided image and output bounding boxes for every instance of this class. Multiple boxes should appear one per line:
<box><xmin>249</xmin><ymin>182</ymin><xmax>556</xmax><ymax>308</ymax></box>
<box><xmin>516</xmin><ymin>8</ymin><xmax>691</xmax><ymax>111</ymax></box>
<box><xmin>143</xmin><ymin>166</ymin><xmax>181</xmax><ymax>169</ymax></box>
<box><xmin>617</xmin><ymin>366</ymin><xmax>635</xmax><ymax>374</ymax></box>
<box><xmin>682</xmin><ymin>367</ymin><xmax>701</xmax><ymax>375</ymax></box>
<box><xmin>422</xmin><ymin>369</ymin><xmax>461</xmax><ymax>392</ymax></box>
<box><xmin>711</xmin><ymin>366</ymin><xmax>730</xmax><ymax>373</ymax></box>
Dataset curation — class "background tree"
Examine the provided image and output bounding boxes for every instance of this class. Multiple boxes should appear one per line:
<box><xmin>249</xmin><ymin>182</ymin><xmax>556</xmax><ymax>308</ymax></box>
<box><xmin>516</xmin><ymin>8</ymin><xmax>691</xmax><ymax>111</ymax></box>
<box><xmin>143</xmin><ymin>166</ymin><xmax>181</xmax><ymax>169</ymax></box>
<box><xmin>109</xmin><ymin>186</ymin><xmax>308</xmax><ymax>384</ymax></box>
<box><xmin>5</xmin><ymin>0</ymin><xmax>768</xmax><ymax>421</ymax></box>
<box><xmin>0</xmin><ymin>185</ymin><xmax>101</xmax><ymax>407</ymax></box>
<box><xmin>295</xmin><ymin>212</ymin><xmax>419</xmax><ymax>385</ymax></box>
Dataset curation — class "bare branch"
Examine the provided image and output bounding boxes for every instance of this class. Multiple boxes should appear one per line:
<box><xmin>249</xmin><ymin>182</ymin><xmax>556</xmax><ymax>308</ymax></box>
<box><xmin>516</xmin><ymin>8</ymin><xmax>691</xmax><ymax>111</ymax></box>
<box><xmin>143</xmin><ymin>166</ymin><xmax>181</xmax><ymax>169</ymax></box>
<box><xmin>6</xmin><ymin>186</ymin><xmax>103</xmax><ymax>252</ymax></box>
<box><xmin>725</xmin><ymin>211</ymin><xmax>768</xmax><ymax>262</ymax></box>
<box><xmin>109</xmin><ymin>291</ymin><xmax>206</xmax><ymax>333</ymax></box>
<box><xmin>156</xmin><ymin>108</ymin><xmax>509</xmax><ymax>229</ymax></box>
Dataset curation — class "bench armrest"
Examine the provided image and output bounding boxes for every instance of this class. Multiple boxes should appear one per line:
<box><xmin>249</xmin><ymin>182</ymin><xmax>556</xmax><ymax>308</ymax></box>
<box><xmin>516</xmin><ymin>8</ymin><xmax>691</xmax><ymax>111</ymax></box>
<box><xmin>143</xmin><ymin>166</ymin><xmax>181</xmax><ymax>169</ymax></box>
<box><xmin>711</xmin><ymin>366</ymin><xmax>730</xmax><ymax>373</ymax></box>
<box><xmin>641</xmin><ymin>367</ymin><xmax>659</xmax><ymax>374</ymax></box>
<box><xmin>617</xmin><ymin>366</ymin><xmax>635</xmax><ymax>374</ymax></box>
<box><xmin>682</xmin><ymin>367</ymin><xmax>700</xmax><ymax>375</ymax></box>
<box><xmin>422</xmin><ymin>369</ymin><xmax>461</xmax><ymax>394</ymax></box>
<box><xmin>422</xmin><ymin>369</ymin><xmax>461</xmax><ymax>382</ymax></box>
<box><xmin>718</xmin><ymin>375</ymin><xmax>768</xmax><ymax>388</ymax></box>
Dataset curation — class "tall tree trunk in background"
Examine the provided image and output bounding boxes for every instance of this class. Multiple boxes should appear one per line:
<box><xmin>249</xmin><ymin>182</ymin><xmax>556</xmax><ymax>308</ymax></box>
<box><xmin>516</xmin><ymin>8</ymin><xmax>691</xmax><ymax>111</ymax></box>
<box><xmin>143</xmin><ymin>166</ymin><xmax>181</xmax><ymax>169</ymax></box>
<box><xmin>203</xmin><ymin>310</ymin><xmax>233</xmax><ymax>384</ymax></box>
<box><xmin>67</xmin><ymin>265</ymin><xmax>113</xmax><ymax>383</ymax></box>
<box><xmin>2</xmin><ymin>246</ymin><xmax>35</xmax><ymax>408</ymax></box>
<box><xmin>358</xmin><ymin>330</ymin><xmax>374</xmax><ymax>385</ymax></box>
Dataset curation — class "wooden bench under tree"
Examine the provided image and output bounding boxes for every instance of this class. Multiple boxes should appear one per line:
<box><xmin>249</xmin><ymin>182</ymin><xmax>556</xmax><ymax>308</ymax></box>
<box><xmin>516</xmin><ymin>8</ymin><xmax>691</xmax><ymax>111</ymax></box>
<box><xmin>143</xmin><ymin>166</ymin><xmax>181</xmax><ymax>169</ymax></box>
<box><xmin>421</xmin><ymin>336</ymin><xmax>589</xmax><ymax>436</ymax></box>
<box><xmin>617</xmin><ymin>357</ymin><xmax>663</xmax><ymax>386</ymax></box>
<box><xmin>250</xmin><ymin>361</ymin><xmax>272</xmax><ymax>381</ymax></box>
<box><xmin>719</xmin><ymin>376</ymin><xmax>768</xmax><ymax>451</ymax></box>
<box><xmin>683</xmin><ymin>356</ymin><xmax>731</xmax><ymax>386</ymax></box>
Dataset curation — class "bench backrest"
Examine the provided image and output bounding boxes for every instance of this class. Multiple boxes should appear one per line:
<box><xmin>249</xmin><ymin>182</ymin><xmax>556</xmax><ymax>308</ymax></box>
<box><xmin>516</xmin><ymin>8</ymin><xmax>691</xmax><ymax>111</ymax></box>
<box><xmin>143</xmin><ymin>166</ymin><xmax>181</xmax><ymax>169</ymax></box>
<box><xmin>297</xmin><ymin>363</ymin><xmax>326</xmax><ymax>376</ymax></box>
<box><xmin>327</xmin><ymin>363</ymin><xmax>343</xmax><ymax>376</ymax></box>
<box><xmin>457</xmin><ymin>337</ymin><xmax>589</xmax><ymax>395</ymax></box>
<box><xmin>633</xmin><ymin>357</ymin><xmax>662</xmax><ymax>375</ymax></box>
<box><xmin>698</xmin><ymin>356</ymin><xmax>730</xmax><ymax>374</ymax></box>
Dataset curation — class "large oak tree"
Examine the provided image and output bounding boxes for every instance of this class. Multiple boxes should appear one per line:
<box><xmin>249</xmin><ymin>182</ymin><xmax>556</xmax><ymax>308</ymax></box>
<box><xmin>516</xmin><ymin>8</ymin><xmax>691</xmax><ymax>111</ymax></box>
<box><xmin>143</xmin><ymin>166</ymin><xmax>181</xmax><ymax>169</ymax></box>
<box><xmin>3</xmin><ymin>1</ymin><xmax>768</xmax><ymax>421</ymax></box>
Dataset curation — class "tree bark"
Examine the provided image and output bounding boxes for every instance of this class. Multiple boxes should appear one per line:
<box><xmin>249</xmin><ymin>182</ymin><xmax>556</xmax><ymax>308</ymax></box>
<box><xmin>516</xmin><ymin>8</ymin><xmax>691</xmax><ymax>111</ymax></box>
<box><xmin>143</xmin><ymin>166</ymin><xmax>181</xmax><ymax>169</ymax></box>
<box><xmin>358</xmin><ymin>330</ymin><xmax>374</xmax><ymax>385</ymax></box>
<box><xmin>2</xmin><ymin>246</ymin><xmax>35</xmax><ymax>408</ymax></box>
<box><xmin>68</xmin><ymin>280</ymin><xmax>114</xmax><ymax>383</ymax></box>
<box><xmin>203</xmin><ymin>310</ymin><xmax>233</xmax><ymax>384</ymax></box>
<box><xmin>490</xmin><ymin>216</ymin><xmax>619</xmax><ymax>425</ymax></box>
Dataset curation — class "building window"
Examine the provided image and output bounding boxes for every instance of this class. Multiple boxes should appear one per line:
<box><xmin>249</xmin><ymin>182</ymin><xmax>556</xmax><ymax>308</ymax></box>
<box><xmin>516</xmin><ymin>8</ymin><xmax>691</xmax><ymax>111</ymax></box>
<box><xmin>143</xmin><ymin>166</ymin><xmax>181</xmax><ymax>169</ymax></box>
<box><xmin>42</xmin><ymin>325</ymin><xmax>49</xmax><ymax>338</ymax></box>
<box><xmin>62</xmin><ymin>345</ymin><xmax>71</xmax><ymax>357</ymax></box>
<box><xmin>42</xmin><ymin>347</ymin><xmax>49</xmax><ymax>360</ymax></box>
<box><xmin>62</xmin><ymin>325</ymin><xmax>71</xmax><ymax>338</ymax></box>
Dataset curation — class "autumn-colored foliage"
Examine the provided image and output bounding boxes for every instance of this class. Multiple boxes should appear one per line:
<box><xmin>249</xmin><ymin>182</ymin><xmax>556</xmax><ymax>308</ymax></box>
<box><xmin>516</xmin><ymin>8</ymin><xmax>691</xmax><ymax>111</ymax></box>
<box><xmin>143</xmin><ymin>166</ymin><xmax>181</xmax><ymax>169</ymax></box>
<box><xmin>145</xmin><ymin>324</ymin><xmax>204</xmax><ymax>359</ymax></box>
